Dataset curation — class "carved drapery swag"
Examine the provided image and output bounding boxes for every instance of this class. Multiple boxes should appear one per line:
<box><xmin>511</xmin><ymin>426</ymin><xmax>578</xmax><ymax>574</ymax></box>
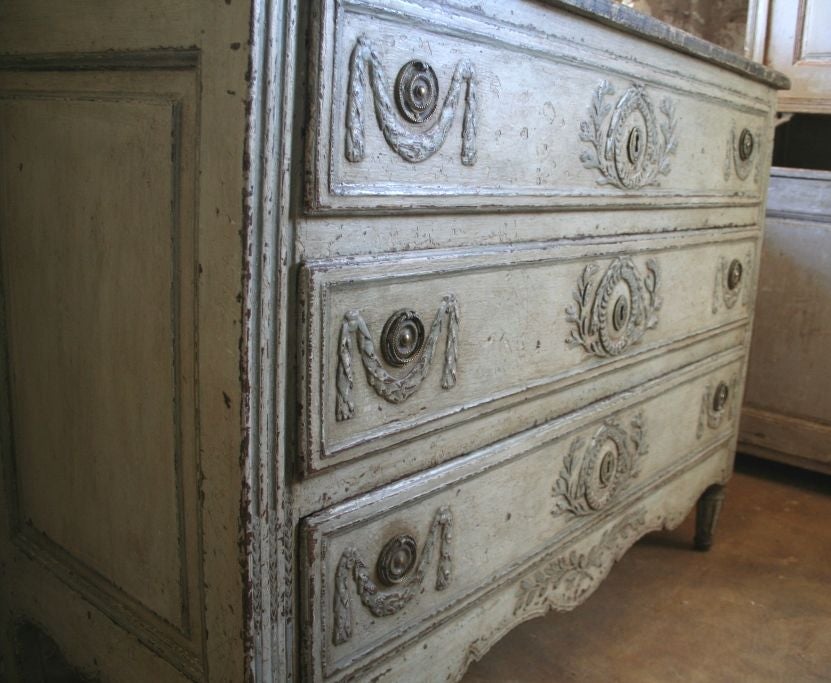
<box><xmin>552</xmin><ymin>412</ymin><xmax>647</xmax><ymax>516</ymax></box>
<box><xmin>579</xmin><ymin>80</ymin><xmax>677</xmax><ymax>189</ymax></box>
<box><xmin>335</xmin><ymin>294</ymin><xmax>459</xmax><ymax>421</ymax></box>
<box><xmin>565</xmin><ymin>257</ymin><xmax>661</xmax><ymax>358</ymax></box>
<box><xmin>345</xmin><ymin>36</ymin><xmax>478</xmax><ymax>165</ymax></box>
<box><xmin>332</xmin><ymin>506</ymin><xmax>454</xmax><ymax>645</ymax></box>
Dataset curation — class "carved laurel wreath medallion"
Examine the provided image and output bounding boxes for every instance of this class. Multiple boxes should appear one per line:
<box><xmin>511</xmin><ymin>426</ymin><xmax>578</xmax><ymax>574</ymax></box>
<box><xmin>565</xmin><ymin>257</ymin><xmax>661</xmax><ymax>358</ymax></box>
<box><xmin>345</xmin><ymin>36</ymin><xmax>478</xmax><ymax>165</ymax></box>
<box><xmin>514</xmin><ymin>509</ymin><xmax>647</xmax><ymax>615</ymax></box>
<box><xmin>697</xmin><ymin>376</ymin><xmax>738</xmax><ymax>439</ymax></box>
<box><xmin>335</xmin><ymin>294</ymin><xmax>460</xmax><ymax>421</ymax></box>
<box><xmin>332</xmin><ymin>506</ymin><xmax>453</xmax><ymax>645</ymax></box>
<box><xmin>552</xmin><ymin>412</ymin><xmax>647</xmax><ymax>517</ymax></box>
<box><xmin>579</xmin><ymin>81</ymin><xmax>678</xmax><ymax>189</ymax></box>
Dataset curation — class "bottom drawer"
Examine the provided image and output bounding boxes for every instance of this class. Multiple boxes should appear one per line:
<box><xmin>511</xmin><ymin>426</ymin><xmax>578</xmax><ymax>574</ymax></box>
<box><xmin>301</xmin><ymin>350</ymin><xmax>743</xmax><ymax>681</ymax></box>
<box><xmin>350</xmin><ymin>451</ymin><xmax>732</xmax><ymax>683</ymax></box>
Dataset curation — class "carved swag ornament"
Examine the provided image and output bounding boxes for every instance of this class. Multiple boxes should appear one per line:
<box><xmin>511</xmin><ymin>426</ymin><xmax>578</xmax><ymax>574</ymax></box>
<box><xmin>332</xmin><ymin>506</ymin><xmax>453</xmax><ymax>645</ymax></box>
<box><xmin>552</xmin><ymin>412</ymin><xmax>647</xmax><ymax>516</ymax></box>
<box><xmin>345</xmin><ymin>36</ymin><xmax>478</xmax><ymax>165</ymax></box>
<box><xmin>335</xmin><ymin>294</ymin><xmax>459</xmax><ymax>421</ymax></box>
<box><xmin>580</xmin><ymin>81</ymin><xmax>678</xmax><ymax>189</ymax></box>
<box><xmin>565</xmin><ymin>256</ymin><xmax>661</xmax><ymax>358</ymax></box>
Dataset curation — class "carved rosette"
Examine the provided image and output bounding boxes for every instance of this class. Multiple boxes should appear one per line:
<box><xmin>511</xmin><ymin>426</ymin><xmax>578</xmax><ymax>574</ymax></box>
<box><xmin>552</xmin><ymin>413</ymin><xmax>647</xmax><ymax>516</ymax></box>
<box><xmin>565</xmin><ymin>257</ymin><xmax>661</xmax><ymax>358</ymax></box>
<box><xmin>579</xmin><ymin>81</ymin><xmax>678</xmax><ymax>189</ymax></box>
<box><xmin>697</xmin><ymin>376</ymin><xmax>738</xmax><ymax>439</ymax></box>
<box><xmin>712</xmin><ymin>252</ymin><xmax>752</xmax><ymax>314</ymax></box>
<box><xmin>345</xmin><ymin>35</ymin><xmax>478</xmax><ymax>165</ymax></box>
<box><xmin>514</xmin><ymin>509</ymin><xmax>647</xmax><ymax>615</ymax></box>
<box><xmin>335</xmin><ymin>294</ymin><xmax>460</xmax><ymax>421</ymax></box>
<box><xmin>332</xmin><ymin>506</ymin><xmax>453</xmax><ymax>645</ymax></box>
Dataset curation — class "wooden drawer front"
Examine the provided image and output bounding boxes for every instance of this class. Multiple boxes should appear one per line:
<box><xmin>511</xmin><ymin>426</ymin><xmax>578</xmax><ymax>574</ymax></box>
<box><xmin>307</xmin><ymin>0</ymin><xmax>772</xmax><ymax>213</ymax></box>
<box><xmin>299</xmin><ymin>229</ymin><xmax>757</xmax><ymax>473</ymax></box>
<box><xmin>300</xmin><ymin>352</ymin><xmax>743</xmax><ymax>681</ymax></box>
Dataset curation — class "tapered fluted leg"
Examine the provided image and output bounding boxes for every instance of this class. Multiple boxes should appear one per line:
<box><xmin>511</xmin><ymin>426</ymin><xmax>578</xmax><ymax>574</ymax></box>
<box><xmin>694</xmin><ymin>484</ymin><xmax>726</xmax><ymax>551</ymax></box>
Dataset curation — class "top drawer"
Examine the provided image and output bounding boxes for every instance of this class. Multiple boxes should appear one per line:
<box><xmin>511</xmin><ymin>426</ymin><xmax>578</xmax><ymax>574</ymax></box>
<box><xmin>306</xmin><ymin>0</ymin><xmax>773</xmax><ymax>213</ymax></box>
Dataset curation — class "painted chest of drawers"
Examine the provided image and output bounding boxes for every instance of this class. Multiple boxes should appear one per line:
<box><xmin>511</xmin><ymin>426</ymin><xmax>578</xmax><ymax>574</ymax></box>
<box><xmin>0</xmin><ymin>0</ymin><xmax>786</xmax><ymax>681</ymax></box>
<box><xmin>290</xmin><ymin>2</ymin><xmax>786</xmax><ymax>681</ymax></box>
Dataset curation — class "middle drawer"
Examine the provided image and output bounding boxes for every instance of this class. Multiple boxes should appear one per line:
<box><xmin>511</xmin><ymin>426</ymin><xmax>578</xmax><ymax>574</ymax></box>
<box><xmin>299</xmin><ymin>228</ymin><xmax>757</xmax><ymax>474</ymax></box>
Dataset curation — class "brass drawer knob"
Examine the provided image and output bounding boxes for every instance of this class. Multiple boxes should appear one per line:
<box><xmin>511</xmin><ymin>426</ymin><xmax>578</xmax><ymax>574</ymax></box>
<box><xmin>382</xmin><ymin>309</ymin><xmax>426</xmax><ymax>366</ymax></box>
<box><xmin>727</xmin><ymin>259</ymin><xmax>743</xmax><ymax>291</ymax></box>
<box><xmin>377</xmin><ymin>534</ymin><xmax>418</xmax><ymax>585</ymax></box>
<box><xmin>738</xmin><ymin>128</ymin><xmax>754</xmax><ymax>161</ymax></box>
<box><xmin>712</xmin><ymin>382</ymin><xmax>730</xmax><ymax>413</ymax></box>
<box><xmin>395</xmin><ymin>59</ymin><xmax>439</xmax><ymax>123</ymax></box>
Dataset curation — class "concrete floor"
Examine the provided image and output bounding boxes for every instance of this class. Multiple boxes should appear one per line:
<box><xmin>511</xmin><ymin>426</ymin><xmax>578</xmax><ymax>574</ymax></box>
<box><xmin>463</xmin><ymin>455</ymin><xmax>831</xmax><ymax>683</ymax></box>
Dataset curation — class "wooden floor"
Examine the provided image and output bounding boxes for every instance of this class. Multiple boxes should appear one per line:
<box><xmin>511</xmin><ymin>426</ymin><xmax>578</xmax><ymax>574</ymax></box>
<box><xmin>463</xmin><ymin>455</ymin><xmax>831</xmax><ymax>682</ymax></box>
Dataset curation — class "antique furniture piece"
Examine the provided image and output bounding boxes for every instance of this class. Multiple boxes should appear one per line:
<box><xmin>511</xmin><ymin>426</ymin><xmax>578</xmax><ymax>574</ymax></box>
<box><xmin>0</xmin><ymin>1</ymin><xmax>786</xmax><ymax>681</ymax></box>
<box><xmin>741</xmin><ymin>1</ymin><xmax>831</xmax><ymax>473</ymax></box>
<box><xmin>739</xmin><ymin>169</ymin><xmax>831</xmax><ymax>474</ymax></box>
<box><xmin>747</xmin><ymin>0</ymin><xmax>831</xmax><ymax>113</ymax></box>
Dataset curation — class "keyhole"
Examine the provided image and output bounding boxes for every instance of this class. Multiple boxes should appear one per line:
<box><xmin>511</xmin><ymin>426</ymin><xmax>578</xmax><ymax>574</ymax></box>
<box><xmin>627</xmin><ymin>127</ymin><xmax>643</xmax><ymax>164</ymax></box>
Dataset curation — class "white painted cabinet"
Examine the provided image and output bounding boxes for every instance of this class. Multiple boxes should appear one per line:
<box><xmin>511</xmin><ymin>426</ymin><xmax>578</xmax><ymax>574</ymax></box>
<box><xmin>739</xmin><ymin>168</ymin><xmax>831</xmax><ymax>473</ymax></box>
<box><xmin>0</xmin><ymin>1</ymin><xmax>786</xmax><ymax>681</ymax></box>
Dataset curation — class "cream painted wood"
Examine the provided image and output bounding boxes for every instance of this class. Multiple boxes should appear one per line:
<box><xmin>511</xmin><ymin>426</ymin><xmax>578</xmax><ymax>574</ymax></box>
<box><xmin>0</xmin><ymin>1</ymin><xmax>784</xmax><ymax>682</ymax></box>
<box><xmin>0</xmin><ymin>77</ymin><xmax>197</xmax><ymax>633</ymax></box>
<box><xmin>746</xmin><ymin>0</ymin><xmax>831</xmax><ymax>113</ymax></box>
<box><xmin>301</xmin><ymin>352</ymin><xmax>743</xmax><ymax>680</ymax></box>
<box><xmin>0</xmin><ymin>2</ymin><xmax>252</xmax><ymax>682</ymax></box>
<box><xmin>299</xmin><ymin>230</ymin><xmax>759</xmax><ymax>474</ymax></box>
<box><xmin>341</xmin><ymin>448</ymin><xmax>734</xmax><ymax>682</ymax></box>
<box><xmin>307</xmin><ymin>0</ymin><xmax>773</xmax><ymax>213</ymax></box>
<box><xmin>739</xmin><ymin>168</ymin><xmax>831</xmax><ymax>474</ymax></box>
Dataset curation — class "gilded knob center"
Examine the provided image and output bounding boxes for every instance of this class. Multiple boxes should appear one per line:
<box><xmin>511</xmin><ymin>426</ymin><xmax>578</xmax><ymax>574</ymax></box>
<box><xmin>377</xmin><ymin>535</ymin><xmax>418</xmax><ymax>586</ymax></box>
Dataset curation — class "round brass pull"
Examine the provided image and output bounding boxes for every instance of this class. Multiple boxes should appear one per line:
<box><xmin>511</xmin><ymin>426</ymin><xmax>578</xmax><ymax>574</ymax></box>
<box><xmin>712</xmin><ymin>382</ymin><xmax>730</xmax><ymax>413</ymax></box>
<box><xmin>377</xmin><ymin>535</ymin><xmax>418</xmax><ymax>585</ymax></box>
<box><xmin>382</xmin><ymin>309</ymin><xmax>426</xmax><ymax>366</ymax></box>
<box><xmin>727</xmin><ymin>259</ymin><xmax>743</xmax><ymax>291</ymax></box>
<box><xmin>395</xmin><ymin>60</ymin><xmax>439</xmax><ymax>123</ymax></box>
<box><xmin>738</xmin><ymin>128</ymin><xmax>754</xmax><ymax>161</ymax></box>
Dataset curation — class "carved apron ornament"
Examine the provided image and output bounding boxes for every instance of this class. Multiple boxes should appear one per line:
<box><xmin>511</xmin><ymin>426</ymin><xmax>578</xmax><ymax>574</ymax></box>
<box><xmin>579</xmin><ymin>81</ymin><xmax>678</xmax><ymax>189</ymax></box>
<box><xmin>332</xmin><ymin>506</ymin><xmax>453</xmax><ymax>645</ymax></box>
<box><xmin>552</xmin><ymin>412</ymin><xmax>647</xmax><ymax>516</ymax></box>
<box><xmin>345</xmin><ymin>36</ymin><xmax>478</xmax><ymax>165</ymax></box>
<box><xmin>335</xmin><ymin>295</ymin><xmax>460</xmax><ymax>421</ymax></box>
<box><xmin>514</xmin><ymin>509</ymin><xmax>647</xmax><ymax>615</ymax></box>
<box><xmin>565</xmin><ymin>257</ymin><xmax>661</xmax><ymax>358</ymax></box>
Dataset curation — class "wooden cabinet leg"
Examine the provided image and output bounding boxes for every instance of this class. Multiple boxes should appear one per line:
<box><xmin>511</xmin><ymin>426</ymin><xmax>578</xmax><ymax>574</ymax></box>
<box><xmin>694</xmin><ymin>484</ymin><xmax>726</xmax><ymax>551</ymax></box>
